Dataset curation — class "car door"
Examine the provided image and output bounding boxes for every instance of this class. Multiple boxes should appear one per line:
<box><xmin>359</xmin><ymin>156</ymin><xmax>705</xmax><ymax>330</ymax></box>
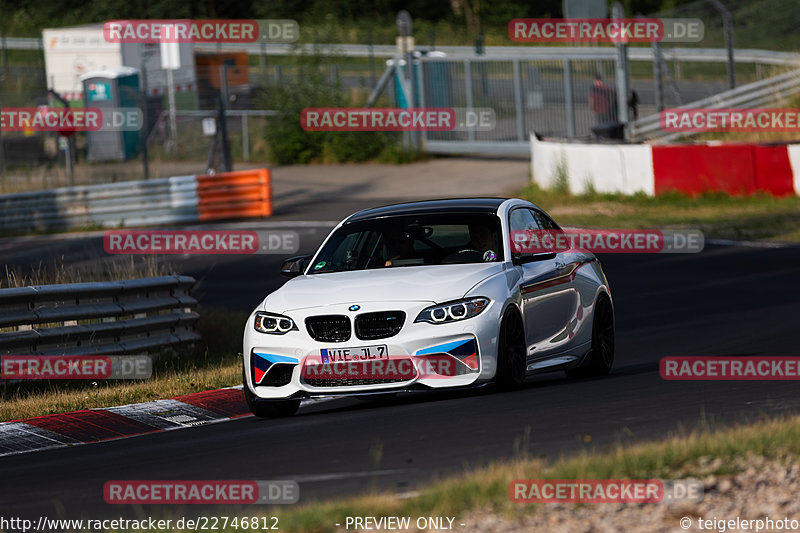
<box><xmin>510</xmin><ymin>207</ymin><xmax>577</xmax><ymax>360</ymax></box>
<box><xmin>532</xmin><ymin>208</ymin><xmax>594</xmax><ymax>349</ymax></box>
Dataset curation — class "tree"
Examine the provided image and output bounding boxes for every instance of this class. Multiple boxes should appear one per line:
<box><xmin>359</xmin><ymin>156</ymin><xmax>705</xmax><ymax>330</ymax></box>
<box><xmin>450</xmin><ymin>0</ymin><xmax>481</xmax><ymax>35</ymax></box>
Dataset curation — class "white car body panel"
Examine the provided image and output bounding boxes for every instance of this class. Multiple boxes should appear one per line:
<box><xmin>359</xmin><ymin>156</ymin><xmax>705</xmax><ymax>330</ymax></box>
<box><xmin>243</xmin><ymin>198</ymin><xmax>612</xmax><ymax>401</ymax></box>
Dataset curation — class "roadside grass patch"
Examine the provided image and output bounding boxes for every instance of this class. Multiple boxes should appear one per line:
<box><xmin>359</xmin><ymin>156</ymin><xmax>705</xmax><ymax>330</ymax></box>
<box><xmin>261</xmin><ymin>415</ymin><xmax>800</xmax><ymax>532</ymax></box>
<box><xmin>0</xmin><ymin>307</ymin><xmax>246</xmax><ymax>421</ymax></box>
<box><xmin>518</xmin><ymin>182</ymin><xmax>800</xmax><ymax>241</ymax></box>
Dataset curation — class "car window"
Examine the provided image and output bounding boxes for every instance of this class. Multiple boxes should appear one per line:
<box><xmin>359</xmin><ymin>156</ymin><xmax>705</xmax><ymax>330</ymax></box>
<box><xmin>533</xmin><ymin>209</ymin><xmax>561</xmax><ymax>230</ymax></box>
<box><xmin>509</xmin><ymin>207</ymin><xmax>561</xmax><ymax>253</ymax></box>
<box><xmin>308</xmin><ymin>213</ymin><xmax>504</xmax><ymax>273</ymax></box>
<box><xmin>509</xmin><ymin>207</ymin><xmax>539</xmax><ymax>232</ymax></box>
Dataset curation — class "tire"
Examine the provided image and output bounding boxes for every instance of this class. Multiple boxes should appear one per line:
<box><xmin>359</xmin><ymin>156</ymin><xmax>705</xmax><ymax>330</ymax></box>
<box><xmin>494</xmin><ymin>309</ymin><xmax>527</xmax><ymax>390</ymax></box>
<box><xmin>566</xmin><ymin>294</ymin><xmax>614</xmax><ymax>378</ymax></box>
<box><xmin>243</xmin><ymin>367</ymin><xmax>301</xmax><ymax>418</ymax></box>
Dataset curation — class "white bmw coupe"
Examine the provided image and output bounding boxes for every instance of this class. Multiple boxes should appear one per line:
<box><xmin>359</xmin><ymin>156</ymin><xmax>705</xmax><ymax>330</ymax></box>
<box><xmin>243</xmin><ymin>198</ymin><xmax>614</xmax><ymax>417</ymax></box>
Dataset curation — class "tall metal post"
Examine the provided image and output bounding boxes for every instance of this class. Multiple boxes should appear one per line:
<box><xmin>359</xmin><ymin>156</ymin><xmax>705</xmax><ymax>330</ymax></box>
<box><xmin>513</xmin><ymin>59</ymin><xmax>525</xmax><ymax>142</ymax></box>
<box><xmin>612</xmin><ymin>2</ymin><xmax>629</xmax><ymax>139</ymax></box>
<box><xmin>167</xmin><ymin>67</ymin><xmax>177</xmax><ymax>151</ymax></box>
<box><xmin>464</xmin><ymin>59</ymin><xmax>476</xmax><ymax>143</ymax></box>
<box><xmin>653</xmin><ymin>41</ymin><xmax>664</xmax><ymax>112</ymax></box>
<box><xmin>368</xmin><ymin>30</ymin><xmax>376</xmax><ymax>88</ymax></box>
<box><xmin>140</xmin><ymin>57</ymin><xmax>150</xmax><ymax>180</ymax></box>
<box><xmin>563</xmin><ymin>59</ymin><xmax>575</xmax><ymax>138</ymax></box>
<box><xmin>708</xmin><ymin>0</ymin><xmax>735</xmax><ymax>89</ymax></box>
<box><xmin>219</xmin><ymin>64</ymin><xmax>232</xmax><ymax>172</ymax></box>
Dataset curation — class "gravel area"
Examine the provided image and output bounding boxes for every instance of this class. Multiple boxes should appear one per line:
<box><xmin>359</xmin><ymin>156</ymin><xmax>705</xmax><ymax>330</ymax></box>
<box><xmin>458</xmin><ymin>454</ymin><xmax>800</xmax><ymax>533</ymax></box>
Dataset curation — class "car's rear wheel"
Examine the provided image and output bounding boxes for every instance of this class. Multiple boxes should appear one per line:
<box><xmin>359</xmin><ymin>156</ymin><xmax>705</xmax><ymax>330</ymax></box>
<box><xmin>494</xmin><ymin>309</ymin><xmax>527</xmax><ymax>390</ymax></box>
<box><xmin>243</xmin><ymin>367</ymin><xmax>301</xmax><ymax>417</ymax></box>
<box><xmin>566</xmin><ymin>294</ymin><xmax>614</xmax><ymax>378</ymax></box>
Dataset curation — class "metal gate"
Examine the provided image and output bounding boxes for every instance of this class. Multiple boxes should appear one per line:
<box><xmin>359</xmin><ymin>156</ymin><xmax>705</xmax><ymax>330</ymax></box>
<box><xmin>416</xmin><ymin>51</ymin><xmax>618</xmax><ymax>154</ymax></box>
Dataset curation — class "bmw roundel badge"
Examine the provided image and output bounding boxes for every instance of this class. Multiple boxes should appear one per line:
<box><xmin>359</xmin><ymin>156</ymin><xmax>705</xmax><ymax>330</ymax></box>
<box><xmin>348</xmin><ymin>305</ymin><xmax>361</xmax><ymax>311</ymax></box>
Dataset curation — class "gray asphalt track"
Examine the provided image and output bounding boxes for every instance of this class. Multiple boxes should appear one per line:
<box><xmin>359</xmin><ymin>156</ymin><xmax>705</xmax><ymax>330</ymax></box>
<box><xmin>1</xmin><ymin>230</ymin><xmax>799</xmax><ymax>519</ymax></box>
<box><xmin>1</xmin><ymin>160</ymin><xmax>798</xmax><ymax>520</ymax></box>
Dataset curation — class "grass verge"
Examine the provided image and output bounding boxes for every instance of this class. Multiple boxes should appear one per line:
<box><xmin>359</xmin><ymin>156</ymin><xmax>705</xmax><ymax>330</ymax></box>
<box><xmin>0</xmin><ymin>308</ymin><xmax>247</xmax><ymax>421</ymax></box>
<box><xmin>1</xmin><ymin>255</ymin><xmax>173</xmax><ymax>288</ymax></box>
<box><xmin>245</xmin><ymin>414</ymin><xmax>800</xmax><ymax>532</ymax></box>
<box><xmin>518</xmin><ymin>182</ymin><xmax>800</xmax><ymax>241</ymax></box>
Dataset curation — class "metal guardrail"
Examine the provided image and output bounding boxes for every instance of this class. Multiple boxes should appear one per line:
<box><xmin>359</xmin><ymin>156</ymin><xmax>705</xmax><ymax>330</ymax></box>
<box><xmin>0</xmin><ymin>168</ymin><xmax>272</xmax><ymax>233</ymax></box>
<box><xmin>0</xmin><ymin>276</ymin><xmax>199</xmax><ymax>356</ymax></box>
<box><xmin>194</xmin><ymin>43</ymin><xmax>800</xmax><ymax>66</ymax></box>
<box><xmin>631</xmin><ymin>68</ymin><xmax>800</xmax><ymax>141</ymax></box>
<box><xmin>0</xmin><ymin>37</ymin><xmax>43</xmax><ymax>50</ymax></box>
<box><xmin>2</xmin><ymin>36</ymin><xmax>798</xmax><ymax>65</ymax></box>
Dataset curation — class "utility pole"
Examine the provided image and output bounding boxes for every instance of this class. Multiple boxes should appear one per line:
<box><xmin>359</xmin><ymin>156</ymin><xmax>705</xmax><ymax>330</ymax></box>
<box><xmin>708</xmin><ymin>0</ymin><xmax>735</xmax><ymax>89</ymax></box>
<box><xmin>612</xmin><ymin>2</ymin><xmax>630</xmax><ymax>140</ymax></box>
<box><xmin>219</xmin><ymin>64</ymin><xmax>231</xmax><ymax>171</ymax></box>
<box><xmin>139</xmin><ymin>54</ymin><xmax>150</xmax><ymax>180</ymax></box>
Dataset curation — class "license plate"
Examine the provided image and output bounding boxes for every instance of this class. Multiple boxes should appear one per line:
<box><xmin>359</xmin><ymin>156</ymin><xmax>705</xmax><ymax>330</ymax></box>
<box><xmin>321</xmin><ymin>345</ymin><xmax>388</xmax><ymax>363</ymax></box>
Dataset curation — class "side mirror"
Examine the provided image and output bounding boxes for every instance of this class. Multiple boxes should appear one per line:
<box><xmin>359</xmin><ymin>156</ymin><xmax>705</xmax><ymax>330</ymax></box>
<box><xmin>511</xmin><ymin>252</ymin><xmax>556</xmax><ymax>265</ymax></box>
<box><xmin>280</xmin><ymin>255</ymin><xmax>312</xmax><ymax>278</ymax></box>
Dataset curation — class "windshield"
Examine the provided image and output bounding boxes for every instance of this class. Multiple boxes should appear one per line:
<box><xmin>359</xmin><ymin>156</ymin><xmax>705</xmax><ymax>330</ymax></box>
<box><xmin>308</xmin><ymin>213</ymin><xmax>504</xmax><ymax>274</ymax></box>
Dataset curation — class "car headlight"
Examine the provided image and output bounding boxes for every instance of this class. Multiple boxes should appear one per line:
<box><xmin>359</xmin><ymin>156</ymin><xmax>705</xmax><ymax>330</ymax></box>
<box><xmin>254</xmin><ymin>312</ymin><xmax>298</xmax><ymax>334</ymax></box>
<box><xmin>414</xmin><ymin>297</ymin><xmax>490</xmax><ymax>324</ymax></box>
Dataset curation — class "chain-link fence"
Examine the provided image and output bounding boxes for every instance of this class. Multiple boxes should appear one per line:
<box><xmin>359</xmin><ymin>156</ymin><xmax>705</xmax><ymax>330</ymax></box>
<box><xmin>651</xmin><ymin>0</ymin><xmax>800</xmax><ymax>51</ymax></box>
<box><xmin>2</xmin><ymin>0</ymin><xmax>799</xmax><ymax>171</ymax></box>
<box><xmin>419</xmin><ymin>56</ymin><xmax>619</xmax><ymax>143</ymax></box>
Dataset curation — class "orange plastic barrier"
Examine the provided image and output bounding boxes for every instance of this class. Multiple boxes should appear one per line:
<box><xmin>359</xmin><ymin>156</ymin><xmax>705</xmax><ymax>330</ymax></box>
<box><xmin>195</xmin><ymin>168</ymin><xmax>272</xmax><ymax>221</ymax></box>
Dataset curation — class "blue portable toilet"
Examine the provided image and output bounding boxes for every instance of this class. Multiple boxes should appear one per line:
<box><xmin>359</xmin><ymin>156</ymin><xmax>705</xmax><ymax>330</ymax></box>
<box><xmin>81</xmin><ymin>67</ymin><xmax>141</xmax><ymax>161</ymax></box>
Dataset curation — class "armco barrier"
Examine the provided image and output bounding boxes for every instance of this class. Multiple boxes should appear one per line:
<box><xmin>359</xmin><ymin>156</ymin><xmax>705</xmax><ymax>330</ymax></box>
<box><xmin>631</xmin><ymin>69</ymin><xmax>800</xmax><ymax>142</ymax></box>
<box><xmin>531</xmin><ymin>136</ymin><xmax>800</xmax><ymax>196</ymax></box>
<box><xmin>0</xmin><ymin>169</ymin><xmax>271</xmax><ymax>233</ymax></box>
<box><xmin>0</xmin><ymin>276</ymin><xmax>199</xmax><ymax>357</ymax></box>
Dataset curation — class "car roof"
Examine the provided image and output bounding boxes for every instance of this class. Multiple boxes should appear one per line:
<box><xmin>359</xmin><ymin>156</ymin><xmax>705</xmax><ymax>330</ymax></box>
<box><xmin>345</xmin><ymin>198</ymin><xmax>512</xmax><ymax>223</ymax></box>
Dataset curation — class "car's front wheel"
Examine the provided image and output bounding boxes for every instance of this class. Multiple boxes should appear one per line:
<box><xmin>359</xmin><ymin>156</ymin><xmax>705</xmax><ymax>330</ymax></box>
<box><xmin>243</xmin><ymin>368</ymin><xmax>301</xmax><ymax>417</ymax></box>
<box><xmin>494</xmin><ymin>308</ymin><xmax>527</xmax><ymax>390</ymax></box>
<box><xmin>566</xmin><ymin>294</ymin><xmax>614</xmax><ymax>378</ymax></box>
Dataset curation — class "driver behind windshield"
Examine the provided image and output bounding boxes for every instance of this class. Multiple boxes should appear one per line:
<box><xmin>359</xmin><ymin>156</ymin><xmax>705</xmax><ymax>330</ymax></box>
<box><xmin>383</xmin><ymin>227</ymin><xmax>416</xmax><ymax>267</ymax></box>
<box><xmin>467</xmin><ymin>221</ymin><xmax>500</xmax><ymax>261</ymax></box>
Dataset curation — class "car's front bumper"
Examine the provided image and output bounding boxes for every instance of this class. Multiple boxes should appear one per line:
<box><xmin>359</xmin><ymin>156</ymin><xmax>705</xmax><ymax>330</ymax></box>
<box><xmin>243</xmin><ymin>301</ymin><xmax>500</xmax><ymax>399</ymax></box>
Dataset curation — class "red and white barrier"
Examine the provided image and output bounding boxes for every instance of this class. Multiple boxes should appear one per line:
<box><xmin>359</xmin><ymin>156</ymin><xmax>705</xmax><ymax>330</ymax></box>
<box><xmin>531</xmin><ymin>136</ymin><xmax>800</xmax><ymax>196</ymax></box>
<box><xmin>0</xmin><ymin>168</ymin><xmax>272</xmax><ymax>233</ymax></box>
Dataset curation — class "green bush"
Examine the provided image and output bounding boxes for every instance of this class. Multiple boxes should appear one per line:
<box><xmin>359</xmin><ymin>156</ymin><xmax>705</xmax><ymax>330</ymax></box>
<box><xmin>258</xmin><ymin>51</ymin><xmax>395</xmax><ymax>164</ymax></box>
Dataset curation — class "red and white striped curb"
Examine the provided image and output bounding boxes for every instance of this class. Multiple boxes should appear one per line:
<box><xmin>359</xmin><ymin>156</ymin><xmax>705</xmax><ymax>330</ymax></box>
<box><xmin>531</xmin><ymin>136</ymin><xmax>800</xmax><ymax>197</ymax></box>
<box><xmin>0</xmin><ymin>387</ymin><xmax>332</xmax><ymax>457</ymax></box>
